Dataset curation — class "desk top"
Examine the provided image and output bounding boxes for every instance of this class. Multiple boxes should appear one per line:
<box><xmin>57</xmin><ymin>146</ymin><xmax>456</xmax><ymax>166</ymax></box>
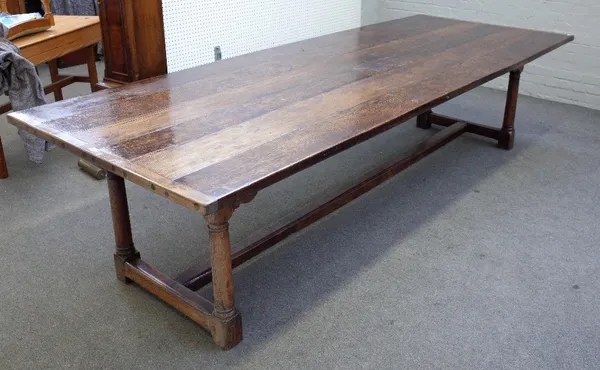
<box><xmin>14</xmin><ymin>15</ymin><xmax>99</xmax><ymax>49</ymax></box>
<box><xmin>8</xmin><ymin>15</ymin><xmax>573</xmax><ymax>214</ymax></box>
<box><xmin>14</xmin><ymin>15</ymin><xmax>100</xmax><ymax>64</ymax></box>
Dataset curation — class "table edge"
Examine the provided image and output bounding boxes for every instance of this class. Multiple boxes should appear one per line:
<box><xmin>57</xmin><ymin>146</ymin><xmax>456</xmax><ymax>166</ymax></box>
<box><xmin>6</xmin><ymin>113</ymin><xmax>218</xmax><ymax>215</ymax></box>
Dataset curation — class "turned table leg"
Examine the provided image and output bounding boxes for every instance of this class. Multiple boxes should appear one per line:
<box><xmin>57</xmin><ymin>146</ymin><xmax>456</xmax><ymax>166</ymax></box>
<box><xmin>107</xmin><ymin>172</ymin><xmax>140</xmax><ymax>282</ymax></box>
<box><xmin>0</xmin><ymin>137</ymin><xmax>8</xmax><ymax>179</ymax></box>
<box><xmin>205</xmin><ymin>208</ymin><xmax>243</xmax><ymax>350</ymax></box>
<box><xmin>498</xmin><ymin>67</ymin><xmax>523</xmax><ymax>150</ymax></box>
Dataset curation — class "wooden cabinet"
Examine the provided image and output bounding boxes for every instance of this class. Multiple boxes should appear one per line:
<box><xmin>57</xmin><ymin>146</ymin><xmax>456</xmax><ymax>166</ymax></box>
<box><xmin>97</xmin><ymin>0</ymin><xmax>167</xmax><ymax>85</ymax></box>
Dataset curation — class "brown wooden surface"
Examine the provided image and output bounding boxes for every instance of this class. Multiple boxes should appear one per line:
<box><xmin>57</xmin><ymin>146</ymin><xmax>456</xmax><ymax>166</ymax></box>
<box><xmin>130</xmin><ymin>0</ymin><xmax>167</xmax><ymax>80</ymax></box>
<box><xmin>14</xmin><ymin>15</ymin><xmax>100</xmax><ymax>66</ymax></box>
<box><xmin>98</xmin><ymin>0</ymin><xmax>167</xmax><ymax>84</ymax></box>
<box><xmin>2</xmin><ymin>0</ymin><xmax>26</xmax><ymax>14</ymax></box>
<box><xmin>7</xmin><ymin>15</ymin><xmax>573</xmax><ymax>214</ymax></box>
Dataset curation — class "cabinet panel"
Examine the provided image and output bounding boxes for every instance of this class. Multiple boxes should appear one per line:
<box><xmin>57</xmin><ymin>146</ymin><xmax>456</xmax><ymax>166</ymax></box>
<box><xmin>132</xmin><ymin>0</ymin><xmax>166</xmax><ymax>80</ymax></box>
<box><xmin>98</xmin><ymin>0</ymin><xmax>166</xmax><ymax>84</ymax></box>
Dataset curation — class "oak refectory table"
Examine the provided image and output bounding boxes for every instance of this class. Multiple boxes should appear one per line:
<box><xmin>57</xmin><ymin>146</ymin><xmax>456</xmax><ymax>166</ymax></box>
<box><xmin>6</xmin><ymin>15</ymin><xmax>573</xmax><ymax>349</ymax></box>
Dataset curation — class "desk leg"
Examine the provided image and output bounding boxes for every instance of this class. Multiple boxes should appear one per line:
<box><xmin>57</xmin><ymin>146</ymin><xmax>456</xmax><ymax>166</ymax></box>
<box><xmin>107</xmin><ymin>173</ymin><xmax>140</xmax><ymax>282</ymax></box>
<box><xmin>86</xmin><ymin>46</ymin><xmax>99</xmax><ymax>93</ymax></box>
<box><xmin>205</xmin><ymin>208</ymin><xmax>243</xmax><ymax>350</ymax></box>
<box><xmin>0</xmin><ymin>137</ymin><xmax>8</xmax><ymax>179</ymax></box>
<box><xmin>48</xmin><ymin>60</ymin><xmax>64</xmax><ymax>101</ymax></box>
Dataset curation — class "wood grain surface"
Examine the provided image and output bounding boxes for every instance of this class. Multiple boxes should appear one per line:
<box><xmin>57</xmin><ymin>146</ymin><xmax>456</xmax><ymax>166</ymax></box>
<box><xmin>7</xmin><ymin>15</ymin><xmax>573</xmax><ymax>214</ymax></box>
<box><xmin>14</xmin><ymin>16</ymin><xmax>101</xmax><ymax>65</ymax></box>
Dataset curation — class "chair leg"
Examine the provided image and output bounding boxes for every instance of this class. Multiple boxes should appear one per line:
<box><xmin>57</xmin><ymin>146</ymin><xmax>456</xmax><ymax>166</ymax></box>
<box><xmin>86</xmin><ymin>45</ymin><xmax>99</xmax><ymax>93</ymax></box>
<box><xmin>48</xmin><ymin>60</ymin><xmax>64</xmax><ymax>101</ymax></box>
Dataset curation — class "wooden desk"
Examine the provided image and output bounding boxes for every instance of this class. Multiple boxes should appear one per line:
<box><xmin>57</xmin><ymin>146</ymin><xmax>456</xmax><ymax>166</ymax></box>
<box><xmin>0</xmin><ymin>16</ymin><xmax>100</xmax><ymax>115</ymax></box>
<box><xmin>0</xmin><ymin>15</ymin><xmax>101</xmax><ymax>178</ymax></box>
<box><xmin>7</xmin><ymin>15</ymin><xmax>573</xmax><ymax>349</ymax></box>
<box><xmin>15</xmin><ymin>15</ymin><xmax>100</xmax><ymax>66</ymax></box>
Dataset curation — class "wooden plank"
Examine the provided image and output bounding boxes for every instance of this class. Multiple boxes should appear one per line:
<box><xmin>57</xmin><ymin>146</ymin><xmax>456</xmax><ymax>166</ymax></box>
<box><xmin>174</xmin><ymin>28</ymin><xmax>568</xmax><ymax>202</ymax></box>
<box><xmin>106</xmin><ymin>22</ymin><xmax>490</xmax><ymax>157</ymax></box>
<box><xmin>7</xmin><ymin>15</ymin><xmax>574</xmax><ymax>214</ymax></box>
<box><xmin>25</xmin><ymin>15</ymin><xmax>466</xmax><ymax>136</ymax></box>
<box><xmin>152</xmin><ymin>26</ymin><xmax>516</xmax><ymax>179</ymax></box>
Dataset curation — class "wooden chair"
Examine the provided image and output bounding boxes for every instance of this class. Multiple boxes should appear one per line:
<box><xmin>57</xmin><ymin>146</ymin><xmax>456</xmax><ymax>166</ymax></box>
<box><xmin>3</xmin><ymin>0</ymin><xmax>25</xmax><ymax>14</ymax></box>
<box><xmin>0</xmin><ymin>0</ymin><xmax>55</xmax><ymax>40</ymax></box>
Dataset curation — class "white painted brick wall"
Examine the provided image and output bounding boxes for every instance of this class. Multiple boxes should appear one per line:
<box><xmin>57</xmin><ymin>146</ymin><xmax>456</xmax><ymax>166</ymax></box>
<box><xmin>363</xmin><ymin>0</ymin><xmax>600</xmax><ymax>110</ymax></box>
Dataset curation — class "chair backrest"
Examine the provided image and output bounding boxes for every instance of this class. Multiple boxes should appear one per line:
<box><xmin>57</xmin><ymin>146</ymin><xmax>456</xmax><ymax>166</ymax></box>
<box><xmin>0</xmin><ymin>0</ymin><xmax>52</xmax><ymax>16</ymax></box>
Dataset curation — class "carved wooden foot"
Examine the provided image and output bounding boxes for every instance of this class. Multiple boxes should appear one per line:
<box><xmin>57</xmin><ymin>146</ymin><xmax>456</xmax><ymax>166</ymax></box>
<box><xmin>211</xmin><ymin>309</ymin><xmax>243</xmax><ymax>350</ymax></box>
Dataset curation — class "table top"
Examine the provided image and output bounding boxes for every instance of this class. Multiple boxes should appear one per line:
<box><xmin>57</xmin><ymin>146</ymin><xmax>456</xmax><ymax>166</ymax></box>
<box><xmin>8</xmin><ymin>15</ymin><xmax>573</xmax><ymax>215</ymax></box>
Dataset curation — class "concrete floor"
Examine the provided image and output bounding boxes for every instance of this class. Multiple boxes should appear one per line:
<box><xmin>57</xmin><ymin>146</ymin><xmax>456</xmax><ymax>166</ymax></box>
<box><xmin>1</xmin><ymin>63</ymin><xmax>599</xmax><ymax>370</ymax></box>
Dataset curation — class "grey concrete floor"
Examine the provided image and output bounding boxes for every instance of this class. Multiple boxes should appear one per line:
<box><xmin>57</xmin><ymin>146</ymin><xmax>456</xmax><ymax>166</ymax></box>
<box><xmin>1</xmin><ymin>63</ymin><xmax>599</xmax><ymax>370</ymax></box>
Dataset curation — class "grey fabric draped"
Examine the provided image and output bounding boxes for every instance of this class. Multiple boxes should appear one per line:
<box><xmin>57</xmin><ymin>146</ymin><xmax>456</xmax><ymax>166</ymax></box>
<box><xmin>0</xmin><ymin>38</ymin><xmax>50</xmax><ymax>163</ymax></box>
<box><xmin>50</xmin><ymin>0</ymin><xmax>98</xmax><ymax>16</ymax></box>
